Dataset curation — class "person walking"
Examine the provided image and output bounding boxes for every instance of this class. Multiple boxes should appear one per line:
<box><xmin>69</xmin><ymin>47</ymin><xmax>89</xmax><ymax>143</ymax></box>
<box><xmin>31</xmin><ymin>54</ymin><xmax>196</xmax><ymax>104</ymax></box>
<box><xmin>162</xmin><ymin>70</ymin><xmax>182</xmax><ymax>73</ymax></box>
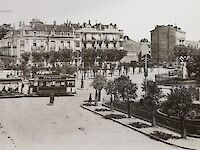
<box><xmin>88</xmin><ymin>93</ymin><xmax>92</xmax><ymax>104</ymax></box>
<box><xmin>49</xmin><ymin>92</ymin><xmax>55</xmax><ymax>106</ymax></box>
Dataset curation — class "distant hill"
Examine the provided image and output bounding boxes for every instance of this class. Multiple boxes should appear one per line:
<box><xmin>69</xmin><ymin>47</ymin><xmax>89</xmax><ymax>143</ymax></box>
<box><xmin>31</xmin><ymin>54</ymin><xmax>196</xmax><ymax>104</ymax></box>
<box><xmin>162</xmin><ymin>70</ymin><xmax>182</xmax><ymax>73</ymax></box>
<box><xmin>123</xmin><ymin>37</ymin><xmax>140</xmax><ymax>55</ymax></box>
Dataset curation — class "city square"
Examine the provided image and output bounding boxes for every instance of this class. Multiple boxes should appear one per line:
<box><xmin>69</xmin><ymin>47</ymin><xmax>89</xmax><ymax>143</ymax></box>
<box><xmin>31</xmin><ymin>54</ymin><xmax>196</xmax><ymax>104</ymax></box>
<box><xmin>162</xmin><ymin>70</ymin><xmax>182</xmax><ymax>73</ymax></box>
<box><xmin>1</xmin><ymin>0</ymin><xmax>200</xmax><ymax>150</ymax></box>
<box><xmin>0</xmin><ymin>71</ymin><xmax>184</xmax><ymax>150</ymax></box>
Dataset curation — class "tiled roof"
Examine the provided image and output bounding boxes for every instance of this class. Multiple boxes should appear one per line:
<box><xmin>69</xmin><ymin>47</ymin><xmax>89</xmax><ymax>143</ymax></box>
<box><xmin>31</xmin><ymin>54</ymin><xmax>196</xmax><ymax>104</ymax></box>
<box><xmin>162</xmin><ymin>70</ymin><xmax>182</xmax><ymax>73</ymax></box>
<box><xmin>32</xmin><ymin>24</ymin><xmax>73</xmax><ymax>32</ymax></box>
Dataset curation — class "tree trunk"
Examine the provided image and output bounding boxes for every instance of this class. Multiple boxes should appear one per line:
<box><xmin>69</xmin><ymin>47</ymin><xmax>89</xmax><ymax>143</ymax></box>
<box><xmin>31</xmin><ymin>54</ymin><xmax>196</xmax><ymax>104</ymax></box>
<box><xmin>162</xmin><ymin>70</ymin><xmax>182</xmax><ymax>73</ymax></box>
<box><xmin>89</xmin><ymin>93</ymin><xmax>92</xmax><ymax>103</ymax></box>
<box><xmin>95</xmin><ymin>90</ymin><xmax>98</xmax><ymax>106</ymax></box>
<box><xmin>132</xmin><ymin>67</ymin><xmax>135</xmax><ymax>74</ymax></box>
<box><xmin>127</xmin><ymin>99</ymin><xmax>131</xmax><ymax>118</ymax></box>
<box><xmin>98</xmin><ymin>89</ymin><xmax>101</xmax><ymax>101</ymax></box>
<box><xmin>181</xmin><ymin>118</ymin><xmax>187</xmax><ymax>138</ymax></box>
<box><xmin>110</xmin><ymin>95</ymin><xmax>114</xmax><ymax>112</ymax></box>
<box><xmin>152</xmin><ymin>109</ymin><xmax>156</xmax><ymax>127</ymax></box>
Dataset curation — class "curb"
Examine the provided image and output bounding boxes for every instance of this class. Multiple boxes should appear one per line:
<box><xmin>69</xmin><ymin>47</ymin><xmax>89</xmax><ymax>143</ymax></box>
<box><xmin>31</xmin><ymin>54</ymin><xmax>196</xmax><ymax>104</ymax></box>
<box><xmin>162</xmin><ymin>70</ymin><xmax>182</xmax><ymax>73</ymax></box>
<box><xmin>102</xmin><ymin>103</ymin><xmax>200</xmax><ymax>138</ymax></box>
<box><xmin>0</xmin><ymin>94</ymin><xmax>75</xmax><ymax>99</ymax></box>
<box><xmin>81</xmin><ymin>104</ymin><xmax>198</xmax><ymax>150</ymax></box>
<box><xmin>0</xmin><ymin>95</ymin><xmax>23</xmax><ymax>99</ymax></box>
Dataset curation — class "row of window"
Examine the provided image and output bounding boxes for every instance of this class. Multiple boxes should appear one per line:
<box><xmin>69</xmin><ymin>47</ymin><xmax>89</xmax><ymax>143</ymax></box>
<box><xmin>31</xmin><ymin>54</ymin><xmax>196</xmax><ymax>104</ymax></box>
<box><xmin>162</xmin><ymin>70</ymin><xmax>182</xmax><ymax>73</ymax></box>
<box><xmin>24</xmin><ymin>30</ymin><xmax>73</xmax><ymax>37</ymax></box>
<box><xmin>83</xmin><ymin>42</ymin><xmax>122</xmax><ymax>48</ymax></box>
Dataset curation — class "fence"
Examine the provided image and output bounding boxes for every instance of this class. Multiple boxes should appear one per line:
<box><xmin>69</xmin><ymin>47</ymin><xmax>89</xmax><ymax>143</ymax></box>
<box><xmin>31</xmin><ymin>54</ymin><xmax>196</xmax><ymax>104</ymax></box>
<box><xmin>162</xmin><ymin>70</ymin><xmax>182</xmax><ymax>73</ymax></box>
<box><xmin>106</xmin><ymin>101</ymin><xmax>200</xmax><ymax>137</ymax></box>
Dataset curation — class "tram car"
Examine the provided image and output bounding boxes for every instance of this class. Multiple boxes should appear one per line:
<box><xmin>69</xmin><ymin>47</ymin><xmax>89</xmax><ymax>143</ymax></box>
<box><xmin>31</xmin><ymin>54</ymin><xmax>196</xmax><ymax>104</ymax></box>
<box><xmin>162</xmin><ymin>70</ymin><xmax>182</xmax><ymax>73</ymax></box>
<box><xmin>0</xmin><ymin>78</ymin><xmax>23</xmax><ymax>96</ymax></box>
<box><xmin>29</xmin><ymin>74</ymin><xmax>76</xmax><ymax>96</ymax></box>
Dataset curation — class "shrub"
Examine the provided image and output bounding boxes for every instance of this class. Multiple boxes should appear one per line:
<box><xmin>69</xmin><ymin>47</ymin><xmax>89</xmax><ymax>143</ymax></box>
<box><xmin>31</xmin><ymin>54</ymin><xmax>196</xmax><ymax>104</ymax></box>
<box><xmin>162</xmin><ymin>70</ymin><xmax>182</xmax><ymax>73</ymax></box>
<box><xmin>150</xmin><ymin>131</ymin><xmax>180</xmax><ymax>140</ymax></box>
<box><xmin>104</xmin><ymin>114</ymin><xmax>127</xmax><ymax>119</ymax></box>
<box><xmin>129</xmin><ymin>122</ymin><xmax>151</xmax><ymax>128</ymax></box>
<box><xmin>95</xmin><ymin>108</ymin><xmax>110</xmax><ymax>112</ymax></box>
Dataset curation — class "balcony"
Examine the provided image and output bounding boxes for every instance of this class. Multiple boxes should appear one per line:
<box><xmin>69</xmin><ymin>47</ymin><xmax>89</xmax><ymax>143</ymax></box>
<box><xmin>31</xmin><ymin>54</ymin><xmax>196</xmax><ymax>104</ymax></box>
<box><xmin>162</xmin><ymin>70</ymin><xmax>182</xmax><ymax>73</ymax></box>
<box><xmin>50</xmin><ymin>46</ymin><xmax>56</xmax><ymax>51</ymax></box>
<box><xmin>59</xmin><ymin>46</ymin><xmax>73</xmax><ymax>51</ymax></box>
<box><xmin>31</xmin><ymin>46</ymin><xmax>46</xmax><ymax>51</ymax></box>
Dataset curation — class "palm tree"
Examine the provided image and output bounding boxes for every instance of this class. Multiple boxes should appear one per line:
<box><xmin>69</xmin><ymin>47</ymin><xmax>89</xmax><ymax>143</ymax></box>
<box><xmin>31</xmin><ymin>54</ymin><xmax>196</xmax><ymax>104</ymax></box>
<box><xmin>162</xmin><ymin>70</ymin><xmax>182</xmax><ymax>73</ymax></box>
<box><xmin>90</xmin><ymin>75</ymin><xmax>107</xmax><ymax>106</ymax></box>
<box><xmin>141</xmin><ymin>80</ymin><xmax>163</xmax><ymax>126</ymax></box>
<box><xmin>166</xmin><ymin>87</ymin><xmax>193</xmax><ymax>138</ymax></box>
<box><xmin>114</xmin><ymin>75</ymin><xmax>137</xmax><ymax>118</ymax></box>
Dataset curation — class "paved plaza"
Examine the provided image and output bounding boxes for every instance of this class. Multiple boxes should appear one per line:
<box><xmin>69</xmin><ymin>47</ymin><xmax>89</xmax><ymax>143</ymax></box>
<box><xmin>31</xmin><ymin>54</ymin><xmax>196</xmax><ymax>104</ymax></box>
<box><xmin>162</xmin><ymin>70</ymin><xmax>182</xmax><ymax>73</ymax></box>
<box><xmin>0</xmin><ymin>69</ymin><xmax>182</xmax><ymax>150</ymax></box>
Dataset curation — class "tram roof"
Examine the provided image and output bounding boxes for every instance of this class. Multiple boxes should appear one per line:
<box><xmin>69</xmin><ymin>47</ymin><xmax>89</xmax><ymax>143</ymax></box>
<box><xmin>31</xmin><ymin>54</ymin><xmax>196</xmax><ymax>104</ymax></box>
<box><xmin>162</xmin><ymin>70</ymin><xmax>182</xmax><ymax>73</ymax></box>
<box><xmin>0</xmin><ymin>78</ymin><xmax>22</xmax><ymax>83</ymax></box>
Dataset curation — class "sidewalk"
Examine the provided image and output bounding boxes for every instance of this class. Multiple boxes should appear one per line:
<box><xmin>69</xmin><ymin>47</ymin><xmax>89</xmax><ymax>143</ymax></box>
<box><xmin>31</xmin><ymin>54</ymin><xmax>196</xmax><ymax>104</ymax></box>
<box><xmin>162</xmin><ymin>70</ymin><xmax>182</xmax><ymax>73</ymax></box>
<box><xmin>81</xmin><ymin>102</ymin><xmax>200</xmax><ymax>150</ymax></box>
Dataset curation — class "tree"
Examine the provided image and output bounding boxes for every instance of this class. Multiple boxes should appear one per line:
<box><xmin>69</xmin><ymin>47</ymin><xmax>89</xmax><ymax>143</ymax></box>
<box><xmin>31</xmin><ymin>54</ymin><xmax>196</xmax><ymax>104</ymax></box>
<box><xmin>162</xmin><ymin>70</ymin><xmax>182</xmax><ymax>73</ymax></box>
<box><xmin>82</xmin><ymin>49</ymin><xmax>95</xmax><ymax>68</ymax></box>
<box><xmin>21</xmin><ymin>52</ymin><xmax>30</xmax><ymax>64</ymax></box>
<box><xmin>141</xmin><ymin>80</ymin><xmax>163</xmax><ymax>126</ymax></box>
<box><xmin>60</xmin><ymin>49</ymin><xmax>73</xmax><ymax>63</ymax></box>
<box><xmin>20</xmin><ymin>52</ymin><xmax>31</xmax><ymax>78</ymax></box>
<box><xmin>114</xmin><ymin>75</ymin><xmax>138</xmax><ymax>118</ymax></box>
<box><xmin>49</xmin><ymin>51</ymin><xmax>61</xmax><ymax>64</ymax></box>
<box><xmin>186</xmin><ymin>53</ymin><xmax>200</xmax><ymax>80</ymax></box>
<box><xmin>32</xmin><ymin>51</ymin><xmax>43</xmax><ymax>64</ymax></box>
<box><xmin>0</xmin><ymin>24</ymin><xmax>13</xmax><ymax>40</ymax></box>
<box><xmin>90</xmin><ymin>75</ymin><xmax>107</xmax><ymax>106</ymax></box>
<box><xmin>173</xmin><ymin>45</ymin><xmax>200</xmax><ymax>79</ymax></box>
<box><xmin>166</xmin><ymin>87</ymin><xmax>193</xmax><ymax>138</ymax></box>
<box><xmin>42</xmin><ymin>51</ymin><xmax>51</xmax><ymax>66</ymax></box>
<box><xmin>115</xmin><ymin>49</ymin><xmax>127</xmax><ymax>62</ymax></box>
<box><xmin>105</xmin><ymin>80</ymin><xmax>117</xmax><ymax>111</ymax></box>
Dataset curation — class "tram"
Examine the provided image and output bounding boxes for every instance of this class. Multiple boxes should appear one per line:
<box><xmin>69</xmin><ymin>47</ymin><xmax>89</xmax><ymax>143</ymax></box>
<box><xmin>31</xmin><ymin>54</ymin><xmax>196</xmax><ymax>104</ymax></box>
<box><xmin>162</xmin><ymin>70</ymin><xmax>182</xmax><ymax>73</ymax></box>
<box><xmin>0</xmin><ymin>78</ymin><xmax>22</xmax><ymax>96</ymax></box>
<box><xmin>29</xmin><ymin>74</ymin><xmax>76</xmax><ymax>96</ymax></box>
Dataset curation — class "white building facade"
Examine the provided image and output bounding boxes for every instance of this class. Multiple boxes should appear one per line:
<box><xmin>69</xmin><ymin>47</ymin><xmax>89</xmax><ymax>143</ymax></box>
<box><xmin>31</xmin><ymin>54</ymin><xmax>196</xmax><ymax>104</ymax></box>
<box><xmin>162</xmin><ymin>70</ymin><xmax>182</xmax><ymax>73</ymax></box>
<box><xmin>0</xmin><ymin>19</ymin><xmax>124</xmax><ymax>63</ymax></box>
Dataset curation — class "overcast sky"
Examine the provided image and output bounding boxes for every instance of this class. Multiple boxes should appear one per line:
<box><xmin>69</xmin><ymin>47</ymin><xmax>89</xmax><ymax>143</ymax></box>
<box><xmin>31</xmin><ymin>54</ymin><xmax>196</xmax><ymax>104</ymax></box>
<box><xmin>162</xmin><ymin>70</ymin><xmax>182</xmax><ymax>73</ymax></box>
<box><xmin>0</xmin><ymin>0</ymin><xmax>199</xmax><ymax>41</ymax></box>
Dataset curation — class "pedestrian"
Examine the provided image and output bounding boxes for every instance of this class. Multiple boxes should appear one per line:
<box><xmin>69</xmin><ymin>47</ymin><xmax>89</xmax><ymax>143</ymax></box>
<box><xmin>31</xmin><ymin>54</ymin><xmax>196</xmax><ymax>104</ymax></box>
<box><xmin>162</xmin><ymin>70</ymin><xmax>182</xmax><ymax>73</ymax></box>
<box><xmin>89</xmin><ymin>93</ymin><xmax>92</xmax><ymax>103</ymax></box>
<box><xmin>49</xmin><ymin>92</ymin><xmax>55</xmax><ymax>106</ymax></box>
<box><xmin>21</xmin><ymin>83</ymin><xmax>24</xmax><ymax>94</ymax></box>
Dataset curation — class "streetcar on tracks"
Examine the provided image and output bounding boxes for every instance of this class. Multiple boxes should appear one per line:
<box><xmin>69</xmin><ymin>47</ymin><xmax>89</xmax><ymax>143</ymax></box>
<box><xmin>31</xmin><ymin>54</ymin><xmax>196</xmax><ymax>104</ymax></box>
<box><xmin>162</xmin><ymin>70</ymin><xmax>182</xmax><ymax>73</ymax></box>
<box><xmin>29</xmin><ymin>74</ymin><xmax>76</xmax><ymax>96</ymax></box>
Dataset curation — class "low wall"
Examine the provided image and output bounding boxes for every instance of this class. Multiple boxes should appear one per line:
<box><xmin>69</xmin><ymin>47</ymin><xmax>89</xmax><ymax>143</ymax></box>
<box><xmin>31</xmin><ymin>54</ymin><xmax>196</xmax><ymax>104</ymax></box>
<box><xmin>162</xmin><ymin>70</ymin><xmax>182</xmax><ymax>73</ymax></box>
<box><xmin>106</xmin><ymin>101</ymin><xmax>200</xmax><ymax>137</ymax></box>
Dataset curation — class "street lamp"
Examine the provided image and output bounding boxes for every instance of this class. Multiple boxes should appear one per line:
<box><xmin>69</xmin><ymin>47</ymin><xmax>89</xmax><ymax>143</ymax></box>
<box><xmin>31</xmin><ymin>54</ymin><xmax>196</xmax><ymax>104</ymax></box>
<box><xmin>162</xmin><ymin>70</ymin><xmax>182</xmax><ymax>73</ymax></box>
<box><xmin>144</xmin><ymin>54</ymin><xmax>148</xmax><ymax>98</ymax></box>
<box><xmin>81</xmin><ymin>71</ymin><xmax>84</xmax><ymax>88</ymax></box>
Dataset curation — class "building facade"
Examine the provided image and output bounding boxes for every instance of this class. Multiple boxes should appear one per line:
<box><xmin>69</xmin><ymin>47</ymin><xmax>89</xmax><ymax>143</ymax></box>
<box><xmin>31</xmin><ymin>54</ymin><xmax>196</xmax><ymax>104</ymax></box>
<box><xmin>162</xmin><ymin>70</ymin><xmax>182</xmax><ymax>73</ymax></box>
<box><xmin>0</xmin><ymin>19</ymin><xmax>124</xmax><ymax>64</ymax></box>
<box><xmin>151</xmin><ymin>25</ymin><xmax>186</xmax><ymax>63</ymax></box>
<box><xmin>75</xmin><ymin>21</ymin><xmax>124</xmax><ymax>51</ymax></box>
<box><xmin>0</xmin><ymin>19</ymin><xmax>75</xmax><ymax>59</ymax></box>
<box><xmin>185</xmin><ymin>40</ymin><xmax>200</xmax><ymax>49</ymax></box>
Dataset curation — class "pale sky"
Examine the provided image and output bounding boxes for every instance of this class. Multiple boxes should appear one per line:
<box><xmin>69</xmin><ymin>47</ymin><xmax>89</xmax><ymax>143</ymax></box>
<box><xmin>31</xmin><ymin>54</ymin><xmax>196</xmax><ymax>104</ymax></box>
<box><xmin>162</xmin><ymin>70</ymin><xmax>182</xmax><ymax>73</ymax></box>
<box><xmin>0</xmin><ymin>0</ymin><xmax>200</xmax><ymax>41</ymax></box>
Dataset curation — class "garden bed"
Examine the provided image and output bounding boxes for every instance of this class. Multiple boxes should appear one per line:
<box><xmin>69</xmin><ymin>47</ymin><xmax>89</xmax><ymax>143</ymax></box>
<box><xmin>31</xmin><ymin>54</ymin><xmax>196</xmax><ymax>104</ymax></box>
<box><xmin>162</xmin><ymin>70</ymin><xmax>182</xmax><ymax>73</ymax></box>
<box><xmin>150</xmin><ymin>131</ymin><xmax>180</xmax><ymax>140</ymax></box>
<box><xmin>104</xmin><ymin>114</ymin><xmax>127</xmax><ymax>119</ymax></box>
<box><xmin>95</xmin><ymin>108</ymin><xmax>110</xmax><ymax>112</ymax></box>
<box><xmin>129</xmin><ymin>122</ymin><xmax>151</xmax><ymax>129</ymax></box>
<box><xmin>83</xmin><ymin>100</ymin><xmax>95</xmax><ymax>103</ymax></box>
<box><xmin>82</xmin><ymin>103</ymin><xmax>96</xmax><ymax>106</ymax></box>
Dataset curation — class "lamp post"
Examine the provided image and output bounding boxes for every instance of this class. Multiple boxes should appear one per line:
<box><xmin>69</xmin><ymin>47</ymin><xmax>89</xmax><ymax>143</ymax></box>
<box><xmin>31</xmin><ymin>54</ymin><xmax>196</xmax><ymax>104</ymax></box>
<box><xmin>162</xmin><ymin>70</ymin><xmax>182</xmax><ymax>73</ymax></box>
<box><xmin>144</xmin><ymin>54</ymin><xmax>148</xmax><ymax>98</ymax></box>
<box><xmin>81</xmin><ymin>71</ymin><xmax>84</xmax><ymax>88</ymax></box>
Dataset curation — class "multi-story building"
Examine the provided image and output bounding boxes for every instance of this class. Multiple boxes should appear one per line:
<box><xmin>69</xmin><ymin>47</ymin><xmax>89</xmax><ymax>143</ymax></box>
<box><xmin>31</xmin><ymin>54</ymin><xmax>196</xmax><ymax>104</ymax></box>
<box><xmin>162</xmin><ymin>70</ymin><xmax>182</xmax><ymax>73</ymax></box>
<box><xmin>151</xmin><ymin>25</ymin><xmax>186</xmax><ymax>63</ymax></box>
<box><xmin>0</xmin><ymin>18</ymin><xmax>75</xmax><ymax>59</ymax></box>
<box><xmin>75</xmin><ymin>21</ymin><xmax>124</xmax><ymax>51</ymax></box>
<box><xmin>185</xmin><ymin>40</ymin><xmax>200</xmax><ymax>49</ymax></box>
<box><xmin>0</xmin><ymin>19</ymin><xmax>124</xmax><ymax>65</ymax></box>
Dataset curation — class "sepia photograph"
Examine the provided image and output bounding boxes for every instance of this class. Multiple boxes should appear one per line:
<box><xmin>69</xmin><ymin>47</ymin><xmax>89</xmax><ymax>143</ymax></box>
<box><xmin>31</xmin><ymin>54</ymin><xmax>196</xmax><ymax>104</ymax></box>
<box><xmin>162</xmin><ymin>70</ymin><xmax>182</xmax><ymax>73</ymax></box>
<box><xmin>0</xmin><ymin>0</ymin><xmax>200</xmax><ymax>149</ymax></box>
